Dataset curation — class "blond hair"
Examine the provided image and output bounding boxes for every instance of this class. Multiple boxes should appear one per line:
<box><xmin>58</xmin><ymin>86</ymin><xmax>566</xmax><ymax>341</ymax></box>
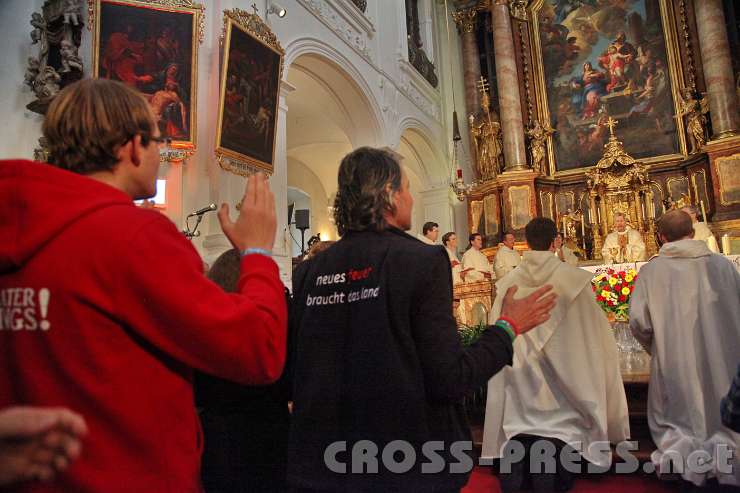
<box><xmin>43</xmin><ymin>79</ymin><xmax>155</xmax><ymax>174</ymax></box>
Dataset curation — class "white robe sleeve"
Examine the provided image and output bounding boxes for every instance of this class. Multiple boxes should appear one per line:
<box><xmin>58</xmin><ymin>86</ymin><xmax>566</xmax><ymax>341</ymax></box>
<box><xmin>627</xmin><ymin>229</ymin><xmax>646</xmax><ymax>261</ymax></box>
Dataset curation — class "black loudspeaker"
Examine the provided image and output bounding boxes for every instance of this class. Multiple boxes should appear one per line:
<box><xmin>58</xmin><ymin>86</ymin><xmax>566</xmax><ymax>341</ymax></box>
<box><xmin>295</xmin><ymin>209</ymin><xmax>310</xmax><ymax>230</ymax></box>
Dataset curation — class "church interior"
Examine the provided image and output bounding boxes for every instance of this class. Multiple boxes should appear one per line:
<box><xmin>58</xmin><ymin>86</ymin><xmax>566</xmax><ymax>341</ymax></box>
<box><xmin>1</xmin><ymin>0</ymin><xmax>739</xmax><ymax>491</ymax></box>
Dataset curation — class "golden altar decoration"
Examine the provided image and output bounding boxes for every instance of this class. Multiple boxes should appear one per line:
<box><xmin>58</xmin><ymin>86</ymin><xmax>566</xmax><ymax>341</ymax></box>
<box><xmin>585</xmin><ymin>118</ymin><xmax>659</xmax><ymax>261</ymax></box>
<box><xmin>453</xmin><ymin>280</ymin><xmax>494</xmax><ymax>328</ymax></box>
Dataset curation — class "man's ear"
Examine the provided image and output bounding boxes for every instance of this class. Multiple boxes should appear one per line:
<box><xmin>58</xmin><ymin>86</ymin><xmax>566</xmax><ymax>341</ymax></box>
<box><xmin>115</xmin><ymin>138</ymin><xmax>135</xmax><ymax>166</ymax></box>
<box><xmin>130</xmin><ymin>134</ymin><xmax>144</xmax><ymax>167</ymax></box>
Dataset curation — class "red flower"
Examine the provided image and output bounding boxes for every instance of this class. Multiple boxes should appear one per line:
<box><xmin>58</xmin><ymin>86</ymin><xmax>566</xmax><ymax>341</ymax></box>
<box><xmin>619</xmin><ymin>271</ymin><xmax>626</xmax><ymax>279</ymax></box>
<box><xmin>619</xmin><ymin>295</ymin><xmax>627</xmax><ymax>302</ymax></box>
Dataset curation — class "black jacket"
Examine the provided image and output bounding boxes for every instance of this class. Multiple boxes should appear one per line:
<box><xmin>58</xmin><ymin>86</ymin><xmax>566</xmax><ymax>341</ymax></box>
<box><xmin>287</xmin><ymin>228</ymin><xmax>514</xmax><ymax>492</ymax></box>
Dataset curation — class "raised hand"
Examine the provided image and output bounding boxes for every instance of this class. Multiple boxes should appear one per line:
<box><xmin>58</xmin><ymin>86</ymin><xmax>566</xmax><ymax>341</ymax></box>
<box><xmin>218</xmin><ymin>172</ymin><xmax>276</xmax><ymax>252</ymax></box>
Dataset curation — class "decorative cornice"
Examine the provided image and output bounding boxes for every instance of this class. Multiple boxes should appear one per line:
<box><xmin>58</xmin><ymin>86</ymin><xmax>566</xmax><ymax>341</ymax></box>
<box><xmin>297</xmin><ymin>0</ymin><xmax>375</xmax><ymax>64</ymax></box>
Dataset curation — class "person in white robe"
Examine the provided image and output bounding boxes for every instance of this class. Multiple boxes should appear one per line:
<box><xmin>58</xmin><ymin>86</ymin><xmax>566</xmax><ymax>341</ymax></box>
<box><xmin>442</xmin><ymin>231</ymin><xmax>462</xmax><ymax>285</ymax></box>
<box><xmin>602</xmin><ymin>213</ymin><xmax>646</xmax><ymax>263</ymax></box>
<box><xmin>554</xmin><ymin>232</ymin><xmax>579</xmax><ymax>266</ymax></box>
<box><xmin>681</xmin><ymin>205</ymin><xmax>719</xmax><ymax>253</ymax></box>
<box><xmin>461</xmin><ymin>233</ymin><xmax>493</xmax><ymax>282</ymax></box>
<box><xmin>482</xmin><ymin>218</ymin><xmax>629</xmax><ymax>490</ymax></box>
<box><xmin>629</xmin><ymin>210</ymin><xmax>740</xmax><ymax>487</ymax></box>
<box><xmin>416</xmin><ymin>221</ymin><xmax>438</xmax><ymax>245</ymax></box>
<box><xmin>493</xmin><ymin>232</ymin><xmax>521</xmax><ymax>280</ymax></box>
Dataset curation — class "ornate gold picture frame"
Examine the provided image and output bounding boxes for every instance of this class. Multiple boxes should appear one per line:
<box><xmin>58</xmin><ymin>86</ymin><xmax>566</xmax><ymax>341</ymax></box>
<box><xmin>215</xmin><ymin>9</ymin><xmax>284</xmax><ymax>176</ymax></box>
<box><xmin>527</xmin><ymin>0</ymin><xmax>688</xmax><ymax>176</ymax></box>
<box><xmin>89</xmin><ymin>0</ymin><xmax>205</xmax><ymax>163</ymax></box>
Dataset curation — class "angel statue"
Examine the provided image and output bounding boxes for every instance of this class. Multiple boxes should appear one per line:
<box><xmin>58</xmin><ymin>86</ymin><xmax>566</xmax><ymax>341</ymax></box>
<box><xmin>677</xmin><ymin>87</ymin><xmax>709</xmax><ymax>154</ymax></box>
<box><xmin>527</xmin><ymin>119</ymin><xmax>555</xmax><ymax>175</ymax></box>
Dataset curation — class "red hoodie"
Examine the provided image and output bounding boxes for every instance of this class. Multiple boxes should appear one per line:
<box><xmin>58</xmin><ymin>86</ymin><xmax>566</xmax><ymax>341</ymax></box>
<box><xmin>0</xmin><ymin>160</ymin><xmax>287</xmax><ymax>492</ymax></box>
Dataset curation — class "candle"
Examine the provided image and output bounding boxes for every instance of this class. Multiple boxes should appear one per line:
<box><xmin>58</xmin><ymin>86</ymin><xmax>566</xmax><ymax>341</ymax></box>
<box><xmin>581</xmin><ymin>215</ymin><xmax>585</xmax><ymax>237</ymax></box>
<box><xmin>700</xmin><ymin>200</ymin><xmax>707</xmax><ymax>222</ymax></box>
<box><xmin>562</xmin><ymin>217</ymin><xmax>567</xmax><ymax>237</ymax></box>
<box><xmin>456</xmin><ymin>168</ymin><xmax>462</xmax><ymax>179</ymax></box>
<box><xmin>722</xmin><ymin>234</ymin><xmax>731</xmax><ymax>255</ymax></box>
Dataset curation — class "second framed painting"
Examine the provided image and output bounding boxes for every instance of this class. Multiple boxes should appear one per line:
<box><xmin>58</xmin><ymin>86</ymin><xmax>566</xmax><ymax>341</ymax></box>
<box><xmin>216</xmin><ymin>9</ymin><xmax>284</xmax><ymax>175</ymax></box>
<box><xmin>90</xmin><ymin>0</ymin><xmax>205</xmax><ymax>159</ymax></box>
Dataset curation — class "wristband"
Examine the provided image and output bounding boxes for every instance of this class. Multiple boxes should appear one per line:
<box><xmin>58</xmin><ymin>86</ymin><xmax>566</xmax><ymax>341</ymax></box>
<box><xmin>497</xmin><ymin>316</ymin><xmax>520</xmax><ymax>336</ymax></box>
<box><xmin>240</xmin><ymin>247</ymin><xmax>272</xmax><ymax>258</ymax></box>
<box><xmin>493</xmin><ymin>319</ymin><xmax>516</xmax><ymax>342</ymax></box>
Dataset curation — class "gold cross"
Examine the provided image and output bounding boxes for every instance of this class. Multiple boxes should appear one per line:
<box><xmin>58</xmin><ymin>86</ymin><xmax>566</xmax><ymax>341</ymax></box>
<box><xmin>476</xmin><ymin>76</ymin><xmax>490</xmax><ymax>96</ymax></box>
<box><xmin>602</xmin><ymin>116</ymin><xmax>618</xmax><ymax>137</ymax></box>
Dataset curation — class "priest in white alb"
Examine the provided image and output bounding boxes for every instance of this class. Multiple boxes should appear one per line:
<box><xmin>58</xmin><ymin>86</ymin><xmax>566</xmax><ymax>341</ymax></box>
<box><xmin>417</xmin><ymin>221</ymin><xmax>438</xmax><ymax>245</ymax></box>
<box><xmin>554</xmin><ymin>232</ymin><xmax>579</xmax><ymax>266</ymax></box>
<box><xmin>493</xmin><ymin>232</ymin><xmax>521</xmax><ymax>280</ymax></box>
<box><xmin>482</xmin><ymin>218</ymin><xmax>629</xmax><ymax>491</ymax></box>
<box><xmin>442</xmin><ymin>231</ymin><xmax>462</xmax><ymax>284</ymax></box>
<box><xmin>681</xmin><ymin>205</ymin><xmax>719</xmax><ymax>253</ymax></box>
<box><xmin>461</xmin><ymin>233</ymin><xmax>493</xmax><ymax>282</ymax></box>
<box><xmin>629</xmin><ymin>210</ymin><xmax>740</xmax><ymax>487</ymax></box>
<box><xmin>601</xmin><ymin>212</ymin><xmax>646</xmax><ymax>263</ymax></box>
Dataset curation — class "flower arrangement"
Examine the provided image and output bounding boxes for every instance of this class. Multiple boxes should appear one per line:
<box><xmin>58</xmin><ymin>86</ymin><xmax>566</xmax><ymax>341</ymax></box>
<box><xmin>591</xmin><ymin>268</ymin><xmax>638</xmax><ymax>321</ymax></box>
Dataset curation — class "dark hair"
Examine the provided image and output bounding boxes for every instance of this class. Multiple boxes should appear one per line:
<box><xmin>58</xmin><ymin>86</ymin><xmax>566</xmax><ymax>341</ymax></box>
<box><xmin>525</xmin><ymin>217</ymin><xmax>557</xmax><ymax>251</ymax></box>
<box><xmin>502</xmin><ymin>231</ymin><xmax>515</xmax><ymax>242</ymax></box>
<box><xmin>441</xmin><ymin>231</ymin><xmax>456</xmax><ymax>246</ymax></box>
<box><xmin>469</xmin><ymin>233</ymin><xmax>481</xmax><ymax>245</ymax></box>
<box><xmin>43</xmin><ymin>79</ymin><xmax>155</xmax><ymax>174</ymax></box>
<box><xmin>333</xmin><ymin>147</ymin><xmax>402</xmax><ymax>236</ymax></box>
<box><xmin>207</xmin><ymin>249</ymin><xmax>241</xmax><ymax>293</ymax></box>
<box><xmin>422</xmin><ymin>222</ymin><xmax>439</xmax><ymax>235</ymax></box>
<box><xmin>657</xmin><ymin>210</ymin><xmax>694</xmax><ymax>242</ymax></box>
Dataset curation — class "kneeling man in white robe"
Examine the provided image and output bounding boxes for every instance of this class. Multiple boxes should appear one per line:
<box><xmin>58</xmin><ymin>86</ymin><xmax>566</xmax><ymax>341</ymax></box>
<box><xmin>629</xmin><ymin>210</ymin><xmax>740</xmax><ymax>487</ymax></box>
<box><xmin>602</xmin><ymin>213</ymin><xmax>646</xmax><ymax>263</ymax></box>
<box><xmin>482</xmin><ymin>217</ymin><xmax>629</xmax><ymax>492</ymax></box>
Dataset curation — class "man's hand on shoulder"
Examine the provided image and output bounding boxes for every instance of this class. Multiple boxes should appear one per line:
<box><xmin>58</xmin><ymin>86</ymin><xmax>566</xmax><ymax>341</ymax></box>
<box><xmin>500</xmin><ymin>285</ymin><xmax>557</xmax><ymax>335</ymax></box>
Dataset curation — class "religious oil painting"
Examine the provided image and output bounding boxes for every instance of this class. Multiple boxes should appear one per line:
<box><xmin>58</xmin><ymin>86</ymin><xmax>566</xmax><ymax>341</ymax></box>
<box><xmin>535</xmin><ymin>0</ymin><xmax>681</xmax><ymax>171</ymax></box>
<box><xmin>92</xmin><ymin>0</ymin><xmax>203</xmax><ymax>150</ymax></box>
<box><xmin>216</xmin><ymin>11</ymin><xmax>283</xmax><ymax>174</ymax></box>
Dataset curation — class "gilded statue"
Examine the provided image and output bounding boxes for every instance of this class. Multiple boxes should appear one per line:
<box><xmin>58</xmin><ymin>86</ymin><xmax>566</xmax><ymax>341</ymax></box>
<box><xmin>526</xmin><ymin>120</ymin><xmax>555</xmax><ymax>175</ymax></box>
<box><xmin>676</xmin><ymin>87</ymin><xmax>709</xmax><ymax>154</ymax></box>
<box><xmin>469</xmin><ymin>78</ymin><xmax>503</xmax><ymax>181</ymax></box>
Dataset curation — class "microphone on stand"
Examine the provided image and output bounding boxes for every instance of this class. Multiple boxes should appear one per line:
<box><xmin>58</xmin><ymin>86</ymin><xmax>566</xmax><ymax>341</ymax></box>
<box><xmin>187</xmin><ymin>203</ymin><xmax>217</xmax><ymax>217</ymax></box>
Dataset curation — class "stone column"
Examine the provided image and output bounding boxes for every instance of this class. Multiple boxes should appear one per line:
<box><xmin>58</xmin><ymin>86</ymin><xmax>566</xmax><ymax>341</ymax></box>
<box><xmin>453</xmin><ymin>7</ymin><xmax>481</xmax><ymax>118</ymax></box>
<box><xmin>491</xmin><ymin>0</ymin><xmax>528</xmax><ymax>171</ymax></box>
<box><xmin>694</xmin><ymin>0</ymin><xmax>740</xmax><ymax>139</ymax></box>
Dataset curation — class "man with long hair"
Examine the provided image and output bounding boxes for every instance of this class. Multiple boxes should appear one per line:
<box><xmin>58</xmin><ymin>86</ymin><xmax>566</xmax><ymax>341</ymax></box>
<box><xmin>288</xmin><ymin>147</ymin><xmax>557</xmax><ymax>492</ymax></box>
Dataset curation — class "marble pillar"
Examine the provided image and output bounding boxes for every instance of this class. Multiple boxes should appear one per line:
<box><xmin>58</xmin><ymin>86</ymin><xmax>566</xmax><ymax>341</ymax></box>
<box><xmin>694</xmin><ymin>0</ymin><xmax>740</xmax><ymax>139</ymax></box>
<box><xmin>453</xmin><ymin>7</ymin><xmax>481</xmax><ymax>118</ymax></box>
<box><xmin>491</xmin><ymin>1</ymin><xmax>527</xmax><ymax>171</ymax></box>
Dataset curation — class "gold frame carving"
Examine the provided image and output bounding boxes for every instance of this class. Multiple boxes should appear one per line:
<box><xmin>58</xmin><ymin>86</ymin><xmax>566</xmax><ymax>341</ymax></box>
<box><xmin>715</xmin><ymin>153</ymin><xmax>740</xmax><ymax>205</ymax></box>
<box><xmin>89</xmin><ymin>0</ymin><xmax>205</xmax><ymax>163</ymax></box>
<box><xmin>539</xmin><ymin>190</ymin><xmax>554</xmax><ymax>219</ymax></box>
<box><xmin>666</xmin><ymin>176</ymin><xmax>690</xmax><ymax>204</ymax></box>
<box><xmin>690</xmin><ymin>168</ymin><xmax>710</xmax><ymax>208</ymax></box>
<box><xmin>555</xmin><ymin>190</ymin><xmax>575</xmax><ymax>218</ymax></box>
<box><xmin>215</xmin><ymin>8</ymin><xmax>285</xmax><ymax>176</ymax></box>
<box><xmin>527</xmin><ymin>0</ymin><xmax>689</xmax><ymax>177</ymax></box>
<box><xmin>508</xmin><ymin>185</ymin><xmax>532</xmax><ymax>229</ymax></box>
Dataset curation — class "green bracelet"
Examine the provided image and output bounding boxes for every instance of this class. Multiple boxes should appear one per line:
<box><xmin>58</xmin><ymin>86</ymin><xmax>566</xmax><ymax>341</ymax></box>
<box><xmin>494</xmin><ymin>319</ymin><xmax>516</xmax><ymax>342</ymax></box>
<box><xmin>240</xmin><ymin>247</ymin><xmax>272</xmax><ymax>258</ymax></box>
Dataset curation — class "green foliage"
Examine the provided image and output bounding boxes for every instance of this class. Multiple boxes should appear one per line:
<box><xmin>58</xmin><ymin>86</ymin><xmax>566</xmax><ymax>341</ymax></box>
<box><xmin>458</xmin><ymin>322</ymin><xmax>488</xmax><ymax>347</ymax></box>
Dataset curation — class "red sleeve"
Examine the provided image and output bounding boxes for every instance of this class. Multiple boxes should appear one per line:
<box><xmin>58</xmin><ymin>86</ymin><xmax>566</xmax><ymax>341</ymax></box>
<box><xmin>112</xmin><ymin>213</ymin><xmax>287</xmax><ymax>385</ymax></box>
